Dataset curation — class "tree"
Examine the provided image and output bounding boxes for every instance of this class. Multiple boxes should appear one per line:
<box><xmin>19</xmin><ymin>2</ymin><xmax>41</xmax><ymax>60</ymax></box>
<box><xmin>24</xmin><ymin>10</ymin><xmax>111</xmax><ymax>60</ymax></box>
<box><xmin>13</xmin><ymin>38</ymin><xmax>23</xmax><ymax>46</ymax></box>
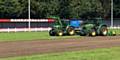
<box><xmin>114</xmin><ymin>0</ymin><xmax>120</xmax><ymax>18</ymax></box>
<box><xmin>0</xmin><ymin>0</ymin><xmax>119</xmax><ymax>19</ymax></box>
<box><xmin>99</xmin><ymin>0</ymin><xmax>111</xmax><ymax>18</ymax></box>
<box><xmin>69</xmin><ymin>0</ymin><xmax>103</xmax><ymax>19</ymax></box>
<box><xmin>31</xmin><ymin>0</ymin><xmax>60</xmax><ymax>18</ymax></box>
<box><xmin>0</xmin><ymin>0</ymin><xmax>28</xmax><ymax>18</ymax></box>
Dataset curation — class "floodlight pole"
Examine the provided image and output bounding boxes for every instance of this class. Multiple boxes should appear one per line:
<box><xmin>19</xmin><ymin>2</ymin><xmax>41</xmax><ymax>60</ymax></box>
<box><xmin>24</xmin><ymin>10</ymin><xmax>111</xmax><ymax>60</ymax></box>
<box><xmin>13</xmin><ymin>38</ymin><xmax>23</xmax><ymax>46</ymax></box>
<box><xmin>28</xmin><ymin>0</ymin><xmax>31</xmax><ymax>31</ymax></box>
<box><xmin>111</xmin><ymin>0</ymin><xmax>113</xmax><ymax>27</ymax></box>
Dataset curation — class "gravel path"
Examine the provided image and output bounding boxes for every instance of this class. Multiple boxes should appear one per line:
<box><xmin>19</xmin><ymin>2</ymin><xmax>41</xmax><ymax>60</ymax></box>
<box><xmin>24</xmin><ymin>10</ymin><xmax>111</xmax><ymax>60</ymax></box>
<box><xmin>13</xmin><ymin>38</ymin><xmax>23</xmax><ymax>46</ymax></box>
<box><xmin>0</xmin><ymin>36</ymin><xmax>120</xmax><ymax>58</ymax></box>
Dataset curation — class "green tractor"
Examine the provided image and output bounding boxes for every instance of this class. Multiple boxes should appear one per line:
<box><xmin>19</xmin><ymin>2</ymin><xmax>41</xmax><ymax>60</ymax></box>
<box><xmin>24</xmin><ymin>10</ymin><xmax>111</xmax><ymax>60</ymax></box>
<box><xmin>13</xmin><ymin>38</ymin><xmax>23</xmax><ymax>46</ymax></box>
<box><xmin>49</xmin><ymin>16</ymin><xmax>115</xmax><ymax>36</ymax></box>
<box><xmin>79</xmin><ymin>18</ymin><xmax>108</xmax><ymax>36</ymax></box>
<box><xmin>49</xmin><ymin>16</ymin><xmax>75</xmax><ymax>36</ymax></box>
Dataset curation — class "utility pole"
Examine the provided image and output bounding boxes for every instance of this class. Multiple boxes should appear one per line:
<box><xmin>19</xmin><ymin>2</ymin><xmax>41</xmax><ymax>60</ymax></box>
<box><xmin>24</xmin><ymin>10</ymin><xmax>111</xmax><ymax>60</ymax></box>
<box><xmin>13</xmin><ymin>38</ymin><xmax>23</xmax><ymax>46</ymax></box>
<box><xmin>28</xmin><ymin>0</ymin><xmax>31</xmax><ymax>31</ymax></box>
<box><xmin>111</xmin><ymin>0</ymin><xmax>113</xmax><ymax>27</ymax></box>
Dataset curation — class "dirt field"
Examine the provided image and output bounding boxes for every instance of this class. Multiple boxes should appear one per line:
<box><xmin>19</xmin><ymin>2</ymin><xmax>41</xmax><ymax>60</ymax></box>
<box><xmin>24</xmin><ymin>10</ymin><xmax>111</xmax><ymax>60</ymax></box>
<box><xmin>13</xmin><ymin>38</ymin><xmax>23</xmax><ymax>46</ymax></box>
<box><xmin>0</xmin><ymin>36</ymin><xmax>120</xmax><ymax>58</ymax></box>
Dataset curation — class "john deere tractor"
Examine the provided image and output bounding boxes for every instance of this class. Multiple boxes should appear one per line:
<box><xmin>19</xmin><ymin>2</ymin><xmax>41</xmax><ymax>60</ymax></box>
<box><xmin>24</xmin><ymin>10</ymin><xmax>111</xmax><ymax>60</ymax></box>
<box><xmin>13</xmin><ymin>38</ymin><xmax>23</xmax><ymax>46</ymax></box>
<box><xmin>79</xmin><ymin>18</ymin><xmax>108</xmax><ymax>36</ymax></box>
<box><xmin>49</xmin><ymin>16</ymin><xmax>75</xmax><ymax>36</ymax></box>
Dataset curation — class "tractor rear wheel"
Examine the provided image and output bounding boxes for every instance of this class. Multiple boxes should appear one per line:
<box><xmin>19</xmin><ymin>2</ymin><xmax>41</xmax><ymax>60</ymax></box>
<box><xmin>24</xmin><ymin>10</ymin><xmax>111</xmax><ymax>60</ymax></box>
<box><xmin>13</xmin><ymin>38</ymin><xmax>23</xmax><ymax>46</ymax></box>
<box><xmin>67</xmin><ymin>27</ymin><xmax>75</xmax><ymax>36</ymax></box>
<box><xmin>100</xmin><ymin>26</ymin><xmax>108</xmax><ymax>36</ymax></box>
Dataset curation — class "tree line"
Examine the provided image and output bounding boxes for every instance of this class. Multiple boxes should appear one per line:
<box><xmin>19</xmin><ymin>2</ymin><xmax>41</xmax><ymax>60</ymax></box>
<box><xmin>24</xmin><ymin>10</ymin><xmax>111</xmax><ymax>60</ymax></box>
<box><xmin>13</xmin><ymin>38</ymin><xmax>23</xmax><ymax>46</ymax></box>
<box><xmin>0</xmin><ymin>0</ymin><xmax>119</xmax><ymax>19</ymax></box>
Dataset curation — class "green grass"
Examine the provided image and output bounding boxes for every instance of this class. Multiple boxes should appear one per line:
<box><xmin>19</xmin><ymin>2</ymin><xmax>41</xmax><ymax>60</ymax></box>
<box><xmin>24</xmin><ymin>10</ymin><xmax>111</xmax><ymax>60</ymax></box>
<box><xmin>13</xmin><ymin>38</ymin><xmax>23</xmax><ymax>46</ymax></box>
<box><xmin>0</xmin><ymin>29</ymin><xmax>119</xmax><ymax>42</ymax></box>
<box><xmin>109</xmin><ymin>29</ymin><xmax>120</xmax><ymax>35</ymax></box>
<box><xmin>0</xmin><ymin>32</ymin><xmax>80</xmax><ymax>42</ymax></box>
<box><xmin>1</xmin><ymin>47</ymin><xmax>120</xmax><ymax>60</ymax></box>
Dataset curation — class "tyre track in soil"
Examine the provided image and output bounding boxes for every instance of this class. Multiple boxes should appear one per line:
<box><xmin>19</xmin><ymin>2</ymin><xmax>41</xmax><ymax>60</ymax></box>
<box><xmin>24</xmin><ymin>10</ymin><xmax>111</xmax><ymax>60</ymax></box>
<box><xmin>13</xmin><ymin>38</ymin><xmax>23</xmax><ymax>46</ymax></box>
<box><xmin>0</xmin><ymin>36</ymin><xmax>120</xmax><ymax>58</ymax></box>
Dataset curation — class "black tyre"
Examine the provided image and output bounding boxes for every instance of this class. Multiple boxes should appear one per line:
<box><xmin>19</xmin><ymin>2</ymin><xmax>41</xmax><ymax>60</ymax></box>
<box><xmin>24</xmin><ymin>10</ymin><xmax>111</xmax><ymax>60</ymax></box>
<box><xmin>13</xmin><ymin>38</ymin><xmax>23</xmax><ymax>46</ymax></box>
<box><xmin>90</xmin><ymin>29</ymin><xmax>96</xmax><ymax>36</ymax></box>
<box><xmin>49</xmin><ymin>29</ymin><xmax>55</xmax><ymax>36</ymax></box>
<box><xmin>57</xmin><ymin>30</ymin><xmax>63</xmax><ymax>36</ymax></box>
<box><xmin>67</xmin><ymin>27</ymin><xmax>75</xmax><ymax>36</ymax></box>
<box><xmin>100</xmin><ymin>26</ymin><xmax>108</xmax><ymax>36</ymax></box>
<box><xmin>79</xmin><ymin>30</ymin><xmax>86</xmax><ymax>36</ymax></box>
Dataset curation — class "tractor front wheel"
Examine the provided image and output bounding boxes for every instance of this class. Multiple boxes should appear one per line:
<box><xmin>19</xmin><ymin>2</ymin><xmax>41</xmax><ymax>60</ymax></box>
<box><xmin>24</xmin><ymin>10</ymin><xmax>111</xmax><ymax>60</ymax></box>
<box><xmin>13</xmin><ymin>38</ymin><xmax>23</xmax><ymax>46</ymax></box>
<box><xmin>90</xmin><ymin>29</ymin><xmax>96</xmax><ymax>36</ymax></box>
<box><xmin>57</xmin><ymin>31</ymin><xmax>63</xmax><ymax>36</ymax></box>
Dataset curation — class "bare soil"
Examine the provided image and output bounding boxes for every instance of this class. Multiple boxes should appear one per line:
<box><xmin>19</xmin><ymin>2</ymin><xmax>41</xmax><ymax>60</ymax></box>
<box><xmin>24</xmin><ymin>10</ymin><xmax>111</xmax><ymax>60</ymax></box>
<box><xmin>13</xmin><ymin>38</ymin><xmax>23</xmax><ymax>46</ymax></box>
<box><xmin>0</xmin><ymin>36</ymin><xmax>120</xmax><ymax>58</ymax></box>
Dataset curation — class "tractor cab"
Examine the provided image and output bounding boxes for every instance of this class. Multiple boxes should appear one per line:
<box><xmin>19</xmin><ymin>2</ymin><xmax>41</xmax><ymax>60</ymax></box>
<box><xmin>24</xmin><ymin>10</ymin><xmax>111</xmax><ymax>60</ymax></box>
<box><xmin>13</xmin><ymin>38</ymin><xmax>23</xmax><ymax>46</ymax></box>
<box><xmin>52</xmin><ymin>17</ymin><xmax>69</xmax><ymax>29</ymax></box>
<box><xmin>84</xmin><ymin>18</ymin><xmax>104</xmax><ymax>24</ymax></box>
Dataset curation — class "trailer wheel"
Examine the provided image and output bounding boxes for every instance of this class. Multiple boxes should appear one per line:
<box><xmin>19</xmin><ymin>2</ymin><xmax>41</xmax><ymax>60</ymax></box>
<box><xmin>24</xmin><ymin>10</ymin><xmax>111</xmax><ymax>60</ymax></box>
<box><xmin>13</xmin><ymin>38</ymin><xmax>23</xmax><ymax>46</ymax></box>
<box><xmin>67</xmin><ymin>27</ymin><xmax>75</xmax><ymax>35</ymax></box>
<box><xmin>100</xmin><ymin>26</ymin><xmax>108</xmax><ymax>36</ymax></box>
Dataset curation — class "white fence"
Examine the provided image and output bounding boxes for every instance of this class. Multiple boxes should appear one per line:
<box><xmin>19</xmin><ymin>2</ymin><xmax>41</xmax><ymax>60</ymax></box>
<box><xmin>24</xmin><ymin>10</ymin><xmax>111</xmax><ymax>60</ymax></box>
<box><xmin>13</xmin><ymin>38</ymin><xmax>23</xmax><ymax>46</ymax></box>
<box><xmin>0</xmin><ymin>27</ymin><xmax>52</xmax><ymax>32</ymax></box>
<box><xmin>0</xmin><ymin>19</ymin><xmax>119</xmax><ymax>32</ymax></box>
<box><xmin>0</xmin><ymin>27</ymin><xmax>119</xmax><ymax>32</ymax></box>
